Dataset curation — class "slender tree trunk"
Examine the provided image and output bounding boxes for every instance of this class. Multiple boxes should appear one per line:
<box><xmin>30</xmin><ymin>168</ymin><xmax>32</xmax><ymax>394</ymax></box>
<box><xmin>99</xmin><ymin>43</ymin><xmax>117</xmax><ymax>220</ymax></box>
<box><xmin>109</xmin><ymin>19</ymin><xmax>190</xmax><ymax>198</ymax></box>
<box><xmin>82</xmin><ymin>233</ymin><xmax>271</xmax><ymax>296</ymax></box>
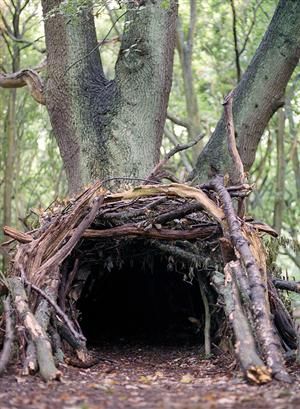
<box><xmin>285</xmin><ymin>93</ymin><xmax>300</xmax><ymax>200</ymax></box>
<box><xmin>190</xmin><ymin>0</ymin><xmax>300</xmax><ymax>183</ymax></box>
<box><xmin>42</xmin><ymin>0</ymin><xmax>177</xmax><ymax>194</ymax></box>
<box><xmin>2</xmin><ymin>7</ymin><xmax>21</xmax><ymax>267</ymax></box>
<box><xmin>273</xmin><ymin>108</ymin><xmax>285</xmax><ymax>234</ymax></box>
<box><xmin>176</xmin><ymin>0</ymin><xmax>201</xmax><ymax>160</ymax></box>
<box><xmin>3</xmin><ymin>89</ymin><xmax>17</xmax><ymax>231</ymax></box>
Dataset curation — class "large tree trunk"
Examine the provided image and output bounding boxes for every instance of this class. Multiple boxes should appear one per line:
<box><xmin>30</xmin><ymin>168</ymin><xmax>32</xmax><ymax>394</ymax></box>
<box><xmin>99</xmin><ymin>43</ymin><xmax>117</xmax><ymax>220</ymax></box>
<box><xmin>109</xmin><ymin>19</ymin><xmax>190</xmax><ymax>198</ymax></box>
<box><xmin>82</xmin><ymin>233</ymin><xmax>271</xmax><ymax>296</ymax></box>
<box><xmin>190</xmin><ymin>0</ymin><xmax>300</xmax><ymax>183</ymax></box>
<box><xmin>42</xmin><ymin>0</ymin><xmax>177</xmax><ymax>194</ymax></box>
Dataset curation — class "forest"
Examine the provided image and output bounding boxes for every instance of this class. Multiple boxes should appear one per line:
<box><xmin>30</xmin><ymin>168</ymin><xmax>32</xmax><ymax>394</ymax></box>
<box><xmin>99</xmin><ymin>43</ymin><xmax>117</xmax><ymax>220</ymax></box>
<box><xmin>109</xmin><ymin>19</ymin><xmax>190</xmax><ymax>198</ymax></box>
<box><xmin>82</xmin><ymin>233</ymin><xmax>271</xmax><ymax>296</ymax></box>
<box><xmin>1</xmin><ymin>0</ymin><xmax>300</xmax><ymax>408</ymax></box>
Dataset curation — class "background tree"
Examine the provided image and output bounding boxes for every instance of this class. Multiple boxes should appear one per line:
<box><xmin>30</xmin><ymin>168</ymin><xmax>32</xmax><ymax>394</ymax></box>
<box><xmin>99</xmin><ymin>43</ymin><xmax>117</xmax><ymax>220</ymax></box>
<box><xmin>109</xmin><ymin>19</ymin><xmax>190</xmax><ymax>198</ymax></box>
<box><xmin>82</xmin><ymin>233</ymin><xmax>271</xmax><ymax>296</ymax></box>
<box><xmin>0</xmin><ymin>0</ymin><xmax>63</xmax><ymax>269</ymax></box>
<box><xmin>190</xmin><ymin>0</ymin><xmax>300</xmax><ymax>184</ymax></box>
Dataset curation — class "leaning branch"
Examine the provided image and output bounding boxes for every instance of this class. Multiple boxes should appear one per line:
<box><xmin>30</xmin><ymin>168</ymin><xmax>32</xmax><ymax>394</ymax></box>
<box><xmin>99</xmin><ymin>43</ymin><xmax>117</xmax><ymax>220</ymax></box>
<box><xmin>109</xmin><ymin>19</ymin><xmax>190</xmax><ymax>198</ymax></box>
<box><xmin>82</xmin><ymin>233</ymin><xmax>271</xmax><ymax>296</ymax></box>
<box><xmin>23</xmin><ymin>277</ymin><xmax>85</xmax><ymax>344</ymax></box>
<box><xmin>9</xmin><ymin>277</ymin><xmax>60</xmax><ymax>381</ymax></box>
<box><xmin>210</xmin><ymin>176</ymin><xmax>290</xmax><ymax>382</ymax></box>
<box><xmin>223</xmin><ymin>91</ymin><xmax>244</xmax><ymax>185</ymax></box>
<box><xmin>212</xmin><ymin>267</ymin><xmax>271</xmax><ymax>384</ymax></box>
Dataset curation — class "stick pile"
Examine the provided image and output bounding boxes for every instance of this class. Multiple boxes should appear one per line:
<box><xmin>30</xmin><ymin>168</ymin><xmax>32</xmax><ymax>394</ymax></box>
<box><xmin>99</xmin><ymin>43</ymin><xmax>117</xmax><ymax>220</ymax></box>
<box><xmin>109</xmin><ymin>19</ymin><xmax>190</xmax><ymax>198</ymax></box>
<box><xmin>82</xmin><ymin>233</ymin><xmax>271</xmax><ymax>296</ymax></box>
<box><xmin>0</xmin><ymin>178</ymin><xmax>297</xmax><ymax>383</ymax></box>
<box><xmin>0</xmin><ymin>92</ymin><xmax>298</xmax><ymax>383</ymax></box>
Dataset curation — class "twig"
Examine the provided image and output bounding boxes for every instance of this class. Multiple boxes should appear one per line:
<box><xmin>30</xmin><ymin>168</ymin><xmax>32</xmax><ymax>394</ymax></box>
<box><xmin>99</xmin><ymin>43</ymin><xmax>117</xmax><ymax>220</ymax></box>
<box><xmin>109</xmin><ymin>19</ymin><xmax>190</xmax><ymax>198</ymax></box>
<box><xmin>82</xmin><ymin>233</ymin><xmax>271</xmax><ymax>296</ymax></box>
<box><xmin>102</xmin><ymin>197</ymin><xmax>167</xmax><ymax>220</ymax></box>
<box><xmin>164</xmin><ymin>127</ymin><xmax>193</xmax><ymax>173</ymax></box>
<box><xmin>145</xmin><ymin>134</ymin><xmax>204</xmax><ymax>183</ymax></box>
<box><xmin>153</xmin><ymin>201</ymin><xmax>203</xmax><ymax>225</ymax></box>
<box><xmin>166</xmin><ymin>112</ymin><xmax>190</xmax><ymax>129</ymax></box>
<box><xmin>197</xmin><ymin>274</ymin><xmax>211</xmax><ymax>356</ymax></box>
<box><xmin>151</xmin><ymin>241</ymin><xmax>204</xmax><ymax>265</ymax></box>
<box><xmin>2</xmin><ymin>226</ymin><xmax>33</xmax><ymax>243</ymax></box>
<box><xmin>64</xmin><ymin>258</ymin><xmax>79</xmax><ymax>300</ymax></box>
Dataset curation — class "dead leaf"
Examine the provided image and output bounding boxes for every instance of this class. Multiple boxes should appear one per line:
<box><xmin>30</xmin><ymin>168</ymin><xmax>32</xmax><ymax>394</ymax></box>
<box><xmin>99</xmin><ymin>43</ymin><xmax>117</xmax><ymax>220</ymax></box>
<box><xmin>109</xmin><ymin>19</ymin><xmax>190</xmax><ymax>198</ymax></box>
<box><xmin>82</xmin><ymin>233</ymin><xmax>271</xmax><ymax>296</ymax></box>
<box><xmin>180</xmin><ymin>373</ymin><xmax>194</xmax><ymax>384</ymax></box>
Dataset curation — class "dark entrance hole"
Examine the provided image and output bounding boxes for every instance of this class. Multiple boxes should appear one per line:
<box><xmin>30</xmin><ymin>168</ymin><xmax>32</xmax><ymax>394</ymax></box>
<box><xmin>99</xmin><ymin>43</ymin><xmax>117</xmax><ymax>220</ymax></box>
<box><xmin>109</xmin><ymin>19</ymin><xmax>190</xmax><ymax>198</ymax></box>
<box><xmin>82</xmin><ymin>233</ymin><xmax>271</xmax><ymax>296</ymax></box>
<box><xmin>76</xmin><ymin>247</ymin><xmax>209</xmax><ymax>347</ymax></box>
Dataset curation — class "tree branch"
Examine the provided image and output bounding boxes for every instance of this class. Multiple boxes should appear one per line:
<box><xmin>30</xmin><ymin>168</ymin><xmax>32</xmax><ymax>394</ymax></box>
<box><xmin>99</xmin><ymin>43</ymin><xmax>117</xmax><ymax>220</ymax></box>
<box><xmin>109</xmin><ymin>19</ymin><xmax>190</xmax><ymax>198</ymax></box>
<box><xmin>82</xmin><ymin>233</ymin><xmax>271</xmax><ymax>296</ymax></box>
<box><xmin>273</xmin><ymin>279</ymin><xmax>300</xmax><ymax>294</ymax></box>
<box><xmin>229</xmin><ymin>0</ymin><xmax>241</xmax><ymax>82</ymax></box>
<box><xmin>164</xmin><ymin>127</ymin><xmax>193</xmax><ymax>172</ymax></box>
<box><xmin>239</xmin><ymin>0</ymin><xmax>263</xmax><ymax>57</ymax></box>
<box><xmin>145</xmin><ymin>133</ymin><xmax>204</xmax><ymax>182</ymax></box>
<box><xmin>167</xmin><ymin>112</ymin><xmax>190</xmax><ymax>129</ymax></box>
<box><xmin>0</xmin><ymin>68</ymin><xmax>45</xmax><ymax>104</ymax></box>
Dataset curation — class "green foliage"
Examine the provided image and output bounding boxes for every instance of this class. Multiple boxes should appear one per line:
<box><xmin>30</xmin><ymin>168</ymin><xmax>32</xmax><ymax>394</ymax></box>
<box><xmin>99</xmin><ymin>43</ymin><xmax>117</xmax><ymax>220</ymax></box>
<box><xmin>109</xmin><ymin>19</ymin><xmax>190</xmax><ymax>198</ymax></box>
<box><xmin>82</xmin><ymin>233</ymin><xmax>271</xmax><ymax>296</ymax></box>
<box><xmin>161</xmin><ymin>0</ymin><xmax>170</xmax><ymax>10</ymax></box>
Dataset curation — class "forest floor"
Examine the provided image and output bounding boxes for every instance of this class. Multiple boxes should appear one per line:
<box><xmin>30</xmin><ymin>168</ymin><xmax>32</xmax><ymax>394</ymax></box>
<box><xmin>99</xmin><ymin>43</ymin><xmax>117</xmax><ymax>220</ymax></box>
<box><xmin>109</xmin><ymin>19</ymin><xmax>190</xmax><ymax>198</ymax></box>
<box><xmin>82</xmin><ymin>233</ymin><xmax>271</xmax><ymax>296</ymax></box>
<box><xmin>1</xmin><ymin>344</ymin><xmax>300</xmax><ymax>409</ymax></box>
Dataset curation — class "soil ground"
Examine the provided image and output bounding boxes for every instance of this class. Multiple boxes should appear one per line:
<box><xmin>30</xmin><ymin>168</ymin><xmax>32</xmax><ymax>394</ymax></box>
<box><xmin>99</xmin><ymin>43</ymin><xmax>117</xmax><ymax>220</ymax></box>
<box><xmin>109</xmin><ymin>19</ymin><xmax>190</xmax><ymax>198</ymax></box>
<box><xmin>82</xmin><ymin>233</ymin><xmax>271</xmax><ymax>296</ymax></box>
<box><xmin>1</xmin><ymin>344</ymin><xmax>300</xmax><ymax>409</ymax></box>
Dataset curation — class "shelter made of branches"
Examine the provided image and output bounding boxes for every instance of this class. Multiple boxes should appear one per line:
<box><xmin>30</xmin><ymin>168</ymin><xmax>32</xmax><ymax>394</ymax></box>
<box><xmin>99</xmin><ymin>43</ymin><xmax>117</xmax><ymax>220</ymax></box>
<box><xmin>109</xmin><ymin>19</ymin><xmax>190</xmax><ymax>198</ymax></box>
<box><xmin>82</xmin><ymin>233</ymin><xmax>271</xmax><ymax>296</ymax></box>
<box><xmin>1</xmin><ymin>177</ymin><xmax>298</xmax><ymax>385</ymax></box>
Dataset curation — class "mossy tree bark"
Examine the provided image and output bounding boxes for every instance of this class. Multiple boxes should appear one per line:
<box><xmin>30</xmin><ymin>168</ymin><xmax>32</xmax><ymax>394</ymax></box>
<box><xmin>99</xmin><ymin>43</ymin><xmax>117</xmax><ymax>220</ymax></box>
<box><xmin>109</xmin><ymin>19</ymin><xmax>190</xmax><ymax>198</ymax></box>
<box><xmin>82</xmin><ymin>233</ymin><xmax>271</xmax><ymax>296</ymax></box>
<box><xmin>42</xmin><ymin>0</ymin><xmax>177</xmax><ymax>194</ymax></box>
<box><xmin>190</xmin><ymin>0</ymin><xmax>300</xmax><ymax>183</ymax></box>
